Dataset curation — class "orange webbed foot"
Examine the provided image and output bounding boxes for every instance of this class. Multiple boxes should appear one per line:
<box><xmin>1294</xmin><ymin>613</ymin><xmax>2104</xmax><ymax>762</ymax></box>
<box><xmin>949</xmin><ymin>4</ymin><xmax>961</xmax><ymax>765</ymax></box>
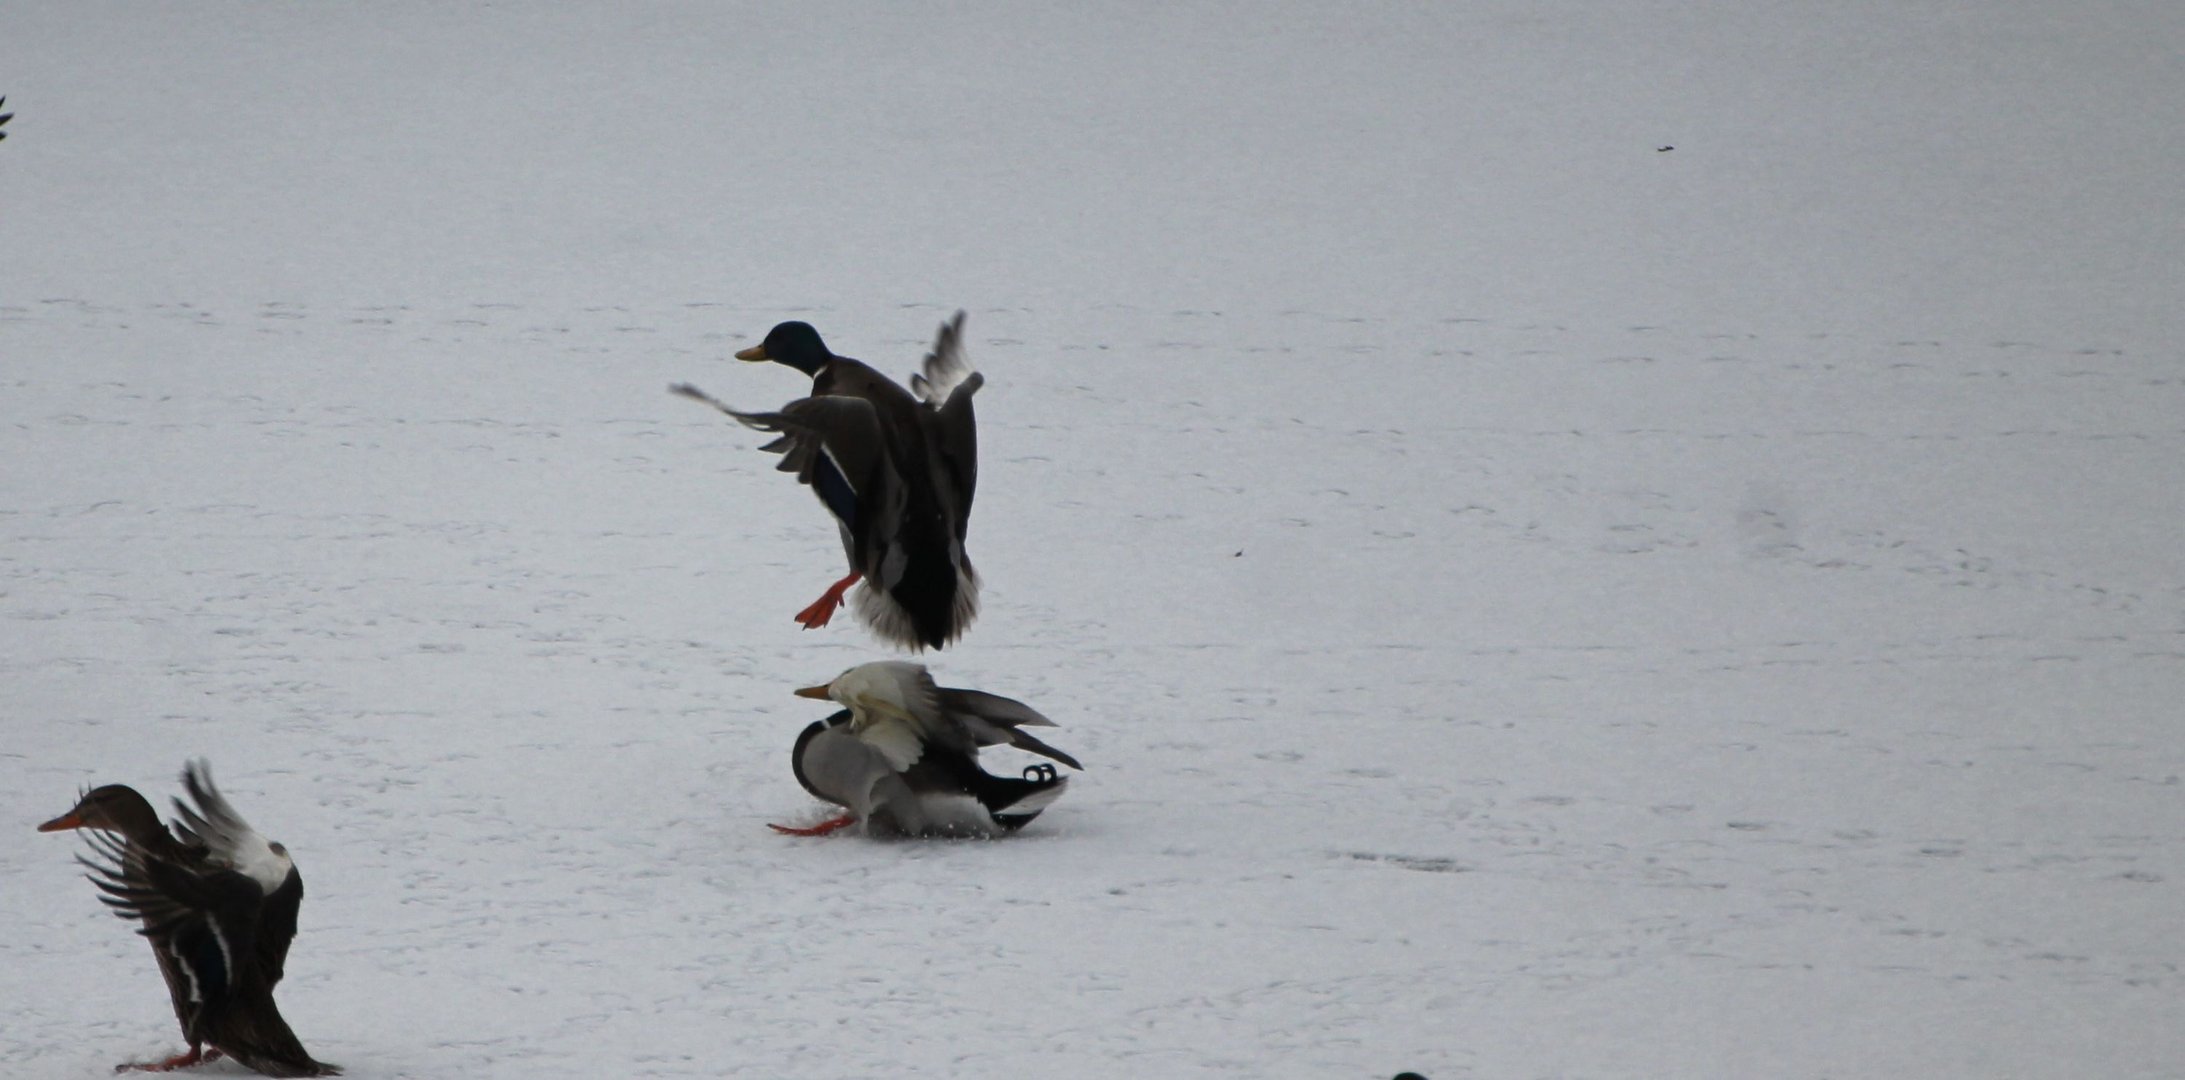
<box><xmin>793</xmin><ymin>571</ymin><xmax>862</xmax><ymax>629</ymax></box>
<box><xmin>116</xmin><ymin>1046</ymin><xmax>218</xmax><ymax>1073</ymax></box>
<box><xmin>768</xmin><ymin>814</ymin><xmax>858</xmax><ymax>837</ymax></box>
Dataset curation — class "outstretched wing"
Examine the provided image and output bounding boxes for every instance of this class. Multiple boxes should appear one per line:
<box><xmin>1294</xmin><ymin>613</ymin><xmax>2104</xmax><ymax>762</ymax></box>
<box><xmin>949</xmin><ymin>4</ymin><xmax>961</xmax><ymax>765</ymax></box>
<box><xmin>79</xmin><ymin>829</ymin><xmax>268</xmax><ymax>1012</ymax></box>
<box><xmin>172</xmin><ymin>761</ymin><xmax>301</xmax><ymax>986</ymax></box>
<box><xmin>172</xmin><ymin>762</ymin><xmax>290</xmax><ymax>891</ymax></box>
<box><xmin>909</xmin><ymin>311</ymin><xmax>974</xmax><ymax>407</ymax></box>
<box><xmin>939</xmin><ymin>687</ymin><xmax>1084</xmax><ymax>771</ymax></box>
<box><xmin>673</xmin><ymin>382</ymin><xmax>901</xmax><ymax>550</ymax></box>
<box><xmin>83</xmin><ymin>830</ymin><xmax>339</xmax><ymax>1077</ymax></box>
<box><xmin>908</xmin><ymin>313</ymin><xmax>982</xmax><ymax>530</ymax></box>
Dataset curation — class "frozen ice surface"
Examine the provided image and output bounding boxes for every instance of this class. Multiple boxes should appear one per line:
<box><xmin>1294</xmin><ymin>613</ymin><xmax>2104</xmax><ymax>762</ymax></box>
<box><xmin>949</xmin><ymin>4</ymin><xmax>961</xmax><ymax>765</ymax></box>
<box><xmin>2</xmin><ymin>5</ymin><xmax>2181</xmax><ymax>1078</ymax></box>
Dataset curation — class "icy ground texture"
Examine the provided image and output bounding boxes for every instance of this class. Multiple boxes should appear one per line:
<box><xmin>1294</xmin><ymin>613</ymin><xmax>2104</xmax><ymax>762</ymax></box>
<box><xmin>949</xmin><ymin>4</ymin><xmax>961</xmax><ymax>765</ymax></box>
<box><xmin>3</xmin><ymin>4</ymin><xmax>2183</xmax><ymax>1079</ymax></box>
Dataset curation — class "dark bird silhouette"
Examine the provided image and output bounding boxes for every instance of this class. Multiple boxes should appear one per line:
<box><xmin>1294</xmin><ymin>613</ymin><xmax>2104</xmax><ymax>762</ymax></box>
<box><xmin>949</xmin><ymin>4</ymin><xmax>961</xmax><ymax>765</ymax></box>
<box><xmin>39</xmin><ymin>761</ymin><xmax>339</xmax><ymax>1077</ymax></box>
<box><xmin>673</xmin><ymin>310</ymin><xmax>982</xmax><ymax>651</ymax></box>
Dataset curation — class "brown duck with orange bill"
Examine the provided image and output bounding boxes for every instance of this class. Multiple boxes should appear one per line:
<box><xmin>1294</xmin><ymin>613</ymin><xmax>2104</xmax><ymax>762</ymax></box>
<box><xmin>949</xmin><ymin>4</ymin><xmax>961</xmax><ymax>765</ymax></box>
<box><xmin>39</xmin><ymin>761</ymin><xmax>338</xmax><ymax>1077</ymax></box>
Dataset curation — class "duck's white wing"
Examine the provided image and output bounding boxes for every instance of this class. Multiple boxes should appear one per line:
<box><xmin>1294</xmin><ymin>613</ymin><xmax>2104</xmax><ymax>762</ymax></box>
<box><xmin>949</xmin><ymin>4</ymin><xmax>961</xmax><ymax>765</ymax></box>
<box><xmin>170</xmin><ymin>761</ymin><xmax>305</xmax><ymax>984</ymax></box>
<box><xmin>170</xmin><ymin>761</ymin><xmax>293</xmax><ymax>895</ymax></box>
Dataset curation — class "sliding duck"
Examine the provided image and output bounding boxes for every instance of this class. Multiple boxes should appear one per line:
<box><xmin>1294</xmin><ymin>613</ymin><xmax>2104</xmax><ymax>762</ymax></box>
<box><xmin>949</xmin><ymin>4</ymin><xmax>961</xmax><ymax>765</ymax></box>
<box><xmin>38</xmin><ymin>761</ymin><xmax>339</xmax><ymax>1077</ymax></box>
<box><xmin>672</xmin><ymin>311</ymin><xmax>982</xmax><ymax>651</ymax></box>
<box><xmin>772</xmin><ymin>660</ymin><xmax>1082</xmax><ymax>838</ymax></box>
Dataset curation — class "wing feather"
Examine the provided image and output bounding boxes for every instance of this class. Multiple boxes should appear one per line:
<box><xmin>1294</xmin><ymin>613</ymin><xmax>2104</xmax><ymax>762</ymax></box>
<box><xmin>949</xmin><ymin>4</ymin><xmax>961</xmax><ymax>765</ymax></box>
<box><xmin>672</xmin><ymin>383</ymin><xmax>898</xmax><ymax>547</ymax></box>
<box><xmin>912</xmin><ymin>312</ymin><xmax>981</xmax><ymax>527</ymax></box>
<box><xmin>910</xmin><ymin>310</ymin><xmax>975</xmax><ymax>406</ymax></box>
<box><xmin>936</xmin><ymin>687</ymin><xmax>1084</xmax><ymax>770</ymax></box>
<box><xmin>76</xmin><ymin>828</ymin><xmax>266</xmax><ymax>1010</ymax></box>
<box><xmin>173</xmin><ymin>760</ymin><xmax>292</xmax><ymax>894</ymax></box>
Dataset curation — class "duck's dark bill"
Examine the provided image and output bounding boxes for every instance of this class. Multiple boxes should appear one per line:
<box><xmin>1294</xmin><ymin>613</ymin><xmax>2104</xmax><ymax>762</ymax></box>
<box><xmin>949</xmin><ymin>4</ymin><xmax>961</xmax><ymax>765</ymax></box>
<box><xmin>735</xmin><ymin>345</ymin><xmax>769</xmax><ymax>361</ymax></box>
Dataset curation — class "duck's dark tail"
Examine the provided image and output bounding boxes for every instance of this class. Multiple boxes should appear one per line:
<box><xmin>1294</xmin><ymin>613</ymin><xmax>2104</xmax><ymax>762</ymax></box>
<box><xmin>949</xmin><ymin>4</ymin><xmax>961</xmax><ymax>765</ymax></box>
<box><xmin>211</xmin><ymin>990</ymin><xmax>341</xmax><ymax>1077</ymax></box>
<box><xmin>858</xmin><ymin>553</ymin><xmax>979</xmax><ymax>652</ymax></box>
<box><xmin>971</xmin><ymin>763</ymin><xmax>1069</xmax><ymax>832</ymax></box>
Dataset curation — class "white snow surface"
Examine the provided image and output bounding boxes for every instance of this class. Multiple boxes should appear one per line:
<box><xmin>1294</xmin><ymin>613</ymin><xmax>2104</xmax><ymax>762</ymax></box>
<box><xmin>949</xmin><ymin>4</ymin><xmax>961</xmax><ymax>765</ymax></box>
<box><xmin>4</xmin><ymin>5</ymin><xmax>2183</xmax><ymax>1079</ymax></box>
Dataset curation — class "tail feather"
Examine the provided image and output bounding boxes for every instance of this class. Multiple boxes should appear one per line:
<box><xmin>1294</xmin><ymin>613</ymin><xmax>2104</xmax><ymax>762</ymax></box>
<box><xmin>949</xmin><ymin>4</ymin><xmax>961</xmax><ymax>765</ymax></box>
<box><xmin>971</xmin><ymin>770</ymin><xmax>1068</xmax><ymax>832</ymax></box>
<box><xmin>852</xmin><ymin>558</ymin><xmax>979</xmax><ymax>652</ymax></box>
<box><xmin>214</xmin><ymin>992</ymin><xmax>341</xmax><ymax>1077</ymax></box>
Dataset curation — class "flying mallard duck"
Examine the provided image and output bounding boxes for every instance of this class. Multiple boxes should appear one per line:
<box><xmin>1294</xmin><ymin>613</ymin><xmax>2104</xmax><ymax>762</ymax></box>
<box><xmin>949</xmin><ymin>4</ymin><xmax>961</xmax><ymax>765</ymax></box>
<box><xmin>672</xmin><ymin>311</ymin><xmax>982</xmax><ymax>651</ymax></box>
<box><xmin>39</xmin><ymin>761</ymin><xmax>339</xmax><ymax>1077</ymax></box>
<box><xmin>771</xmin><ymin>660</ymin><xmax>1082</xmax><ymax>838</ymax></box>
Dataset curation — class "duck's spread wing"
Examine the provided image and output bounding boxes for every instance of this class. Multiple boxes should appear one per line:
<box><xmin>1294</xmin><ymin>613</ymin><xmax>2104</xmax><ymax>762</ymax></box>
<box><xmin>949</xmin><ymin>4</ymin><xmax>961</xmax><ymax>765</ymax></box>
<box><xmin>909</xmin><ymin>311</ymin><xmax>974</xmax><ymax>407</ymax></box>
<box><xmin>941</xmin><ymin>687</ymin><xmax>1057</xmax><ymax>730</ymax></box>
<box><xmin>172</xmin><ymin>762</ymin><xmax>278</xmax><ymax>879</ymax></box>
<box><xmin>909</xmin><ymin>313</ymin><xmax>981</xmax><ymax>527</ymax></box>
<box><xmin>79</xmin><ymin>830</ymin><xmax>269</xmax><ymax>1008</ymax></box>
<box><xmin>672</xmin><ymin>383</ymin><xmax>896</xmax><ymax>537</ymax></box>
<box><xmin>900</xmin><ymin>664</ymin><xmax>985</xmax><ymax>756</ymax></box>
<box><xmin>174</xmin><ymin>762</ymin><xmax>296</xmax><ymax>887</ymax></box>
<box><xmin>255</xmin><ymin>871</ymin><xmax>303</xmax><ymax>987</ymax></box>
<box><xmin>924</xmin><ymin>374</ymin><xmax>980</xmax><ymax>532</ymax></box>
<box><xmin>82</xmin><ymin>804</ymin><xmax>337</xmax><ymax>1077</ymax></box>
<box><xmin>857</xmin><ymin>717</ymin><xmax>928</xmax><ymax>773</ymax></box>
<box><xmin>172</xmin><ymin>761</ymin><xmax>303</xmax><ymax>986</ymax></box>
<box><xmin>938</xmin><ymin>688</ymin><xmax>1084</xmax><ymax>771</ymax></box>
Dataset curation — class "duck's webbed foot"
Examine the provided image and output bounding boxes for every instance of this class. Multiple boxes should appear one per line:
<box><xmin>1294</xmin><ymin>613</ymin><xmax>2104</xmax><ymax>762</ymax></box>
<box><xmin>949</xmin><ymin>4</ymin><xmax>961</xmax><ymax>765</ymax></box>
<box><xmin>769</xmin><ymin>813</ymin><xmax>858</xmax><ymax>837</ymax></box>
<box><xmin>116</xmin><ymin>1046</ymin><xmax>220</xmax><ymax>1073</ymax></box>
<box><xmin>794</xmin><ymin>571</ymin><xmax>863</xmax><ymax>629</ymax></box>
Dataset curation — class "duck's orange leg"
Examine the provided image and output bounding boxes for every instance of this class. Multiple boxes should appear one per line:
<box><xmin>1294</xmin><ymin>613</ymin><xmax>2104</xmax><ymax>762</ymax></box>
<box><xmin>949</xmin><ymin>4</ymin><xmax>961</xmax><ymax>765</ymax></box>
<box><xmin>118</xmin><ymin>1045</ymin><xmax>220</xmax><ymax>1072</ymax></box>
<box><xmin>769</xmin><ymin>814</ymin><xmax>858</xmax><ymax>837</ymax></box>
<box><xmin>794</xmin><ymin>571</ymin><xmax>862</xmax><ymax>629</ymax></box>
